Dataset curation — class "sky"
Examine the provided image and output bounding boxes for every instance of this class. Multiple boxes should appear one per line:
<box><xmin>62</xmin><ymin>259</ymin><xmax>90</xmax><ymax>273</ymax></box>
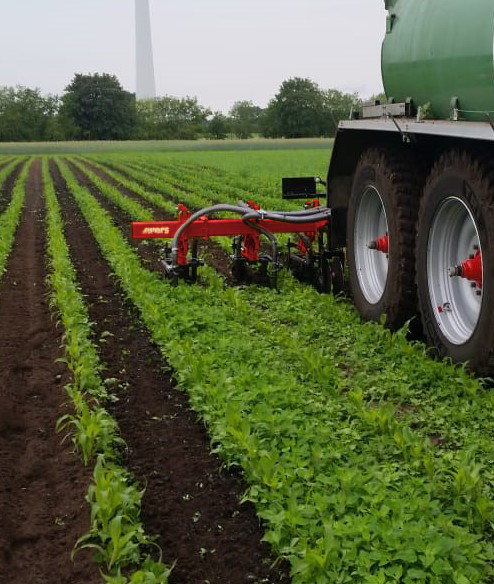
<box><xmin>1</xmin><ymin>0</ymin><xmax>386</xmax><ymax>113</ymax></box>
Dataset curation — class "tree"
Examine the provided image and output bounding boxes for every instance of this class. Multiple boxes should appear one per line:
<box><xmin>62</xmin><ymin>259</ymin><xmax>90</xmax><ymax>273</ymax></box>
<box><xmin>207</xmin><ymin>112</ymin><xmax>230</xmax><ymax>139</ymax></box>
<box><xmin>229</xmin><ymin>100</ymin><xmax>262</xmax><ymax>139</ymax></box>
<box><xmin>0</xmin><ymin>86</ymin><xmax>61</xmax><ymax>142</ymax></box>
<box><xmin>135</xmin><ymin>96</ymin><xmax>211</xmax><ymax>140</ymax></box>
<box><xmin>261</xmin><ymin>78</ymin><xmax>326</xmax><ymax>138</ymax></box>
<box><xmin>321</xmin><ymin>89</ymin><xmax>360</xmax><ymax>136</ymax></box>
<box><xmin>60</xmin><ymin>73</ymin><xmax>136</xmax><ymax>140</ymax></box>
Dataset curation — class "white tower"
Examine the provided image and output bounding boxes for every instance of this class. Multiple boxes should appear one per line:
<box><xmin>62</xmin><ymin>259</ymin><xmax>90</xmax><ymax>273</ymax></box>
<box><xmin>135</xmin><ymin>0</ymin><xmax>156</xmax><ymax>99</ymax></box>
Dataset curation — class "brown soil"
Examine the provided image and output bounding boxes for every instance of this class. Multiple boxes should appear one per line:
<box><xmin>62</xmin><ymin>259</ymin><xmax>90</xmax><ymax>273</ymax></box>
<box><xmin>0</xmin><ymin>160</ymin><xmax>99</xmax><ymax>583</ymax></box>
<box><xmin>49</xmin><ymin>159</ymin><xmax>290</xmax><ymax>583</ymax></box>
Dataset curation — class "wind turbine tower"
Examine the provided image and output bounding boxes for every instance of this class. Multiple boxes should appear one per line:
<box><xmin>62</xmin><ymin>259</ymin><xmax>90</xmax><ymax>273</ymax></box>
<box><xmin>135</xmin><ymin>0</ymin><xmax>156</xmax><ymax>99</ymax></box>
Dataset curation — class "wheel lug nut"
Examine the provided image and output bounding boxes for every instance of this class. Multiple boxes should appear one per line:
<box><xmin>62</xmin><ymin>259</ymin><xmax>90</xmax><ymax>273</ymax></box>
<box><xmin>471</xmin><ymin>282</ymin><xmax>477</xmax><ymax>288</ymax></box>
<box><xmin>469</xmin><ymin>254</ymin><xmax>475</xmax><ymax>259</ymax></box>
<box><xmin>368</xmin><ymin>241</ymin><xmax>378</xmax><ymax>250</ymax></box>
<box><xmin>473</xmin><ymin>244</ymin><xmax>479</xmax><ymax>251</ymax></box>
<box><xmin>476</xmin><ymin>290</ymin><xmax>482</xmax><ymax>296</ymax></box>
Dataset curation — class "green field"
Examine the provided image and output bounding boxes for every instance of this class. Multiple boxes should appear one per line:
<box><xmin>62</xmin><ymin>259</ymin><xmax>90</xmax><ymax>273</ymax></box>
<box><xmin>2</xmin><ymin>145</ymin><xmax>494</xmax><ymax>583</ymax></box>
<box><xmin>62</xmin><ymin>150</ymin><xmax>494</xmax><ymax>581</ymax></box>
<box><xmin>0</xmin><ymin>137</ymin><xmax>332</xmax><ymax>155</ymax></box>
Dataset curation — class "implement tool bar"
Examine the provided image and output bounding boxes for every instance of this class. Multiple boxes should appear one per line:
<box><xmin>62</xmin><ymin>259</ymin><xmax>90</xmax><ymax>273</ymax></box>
<box><xmin>132</xmin><ymin>218</ymin><xmax>328</xmax><ymax>240</ymax></box>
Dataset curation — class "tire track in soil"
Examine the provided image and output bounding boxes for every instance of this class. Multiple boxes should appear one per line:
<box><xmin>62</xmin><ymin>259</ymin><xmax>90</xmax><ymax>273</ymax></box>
<box><xmin>0</xmin><ymin>160</ymin><xmax>99</xmax><ymax>584</ymax></box>
<box><xmin>49</xmin><ymin>161</ymin><xmax>291</xmax><ymax>583</ymax></box>
<box><xmin>67</xmin><ymin>158</ymin><xmax>233</xmax><ymax>280</ymax></box>
<box><xmin>0</xmin><ymin>161</ymin><xmax>27</xmax><ymax>215</ymax></box>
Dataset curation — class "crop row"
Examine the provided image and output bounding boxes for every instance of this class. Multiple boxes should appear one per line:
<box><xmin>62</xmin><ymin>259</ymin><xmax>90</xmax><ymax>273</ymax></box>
<box><xmin>86</xmin><ymin>148</ymin><xmax>331</xmax><ymax>198</ymax></box>
<box><xmin>0</xmin><ymin>158</ymin><xmax>24</xmax><ymax>185</ymax></box>
<box><xmin>84</xmin><ymin>154</ymin><xmax>304</xmax><ymax>211</ymax></box>
<box><xmin>42</xmin><ymin>159</ymin><xmax>171</xmax><ymax>583</ymax></box>
<box><xmin>55</xmin><ymin>157</ymin><xmax>494</xmax><ymax>583</ymax></box>
<box><xmin>0</xmin><ymin>160</ymin><xmax>30</xmax><ymax>280</ymax></box>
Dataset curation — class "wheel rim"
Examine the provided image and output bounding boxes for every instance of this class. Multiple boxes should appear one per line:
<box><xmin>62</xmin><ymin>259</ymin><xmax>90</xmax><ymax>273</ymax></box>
<box><xmin>427</xmin><ymin>197</ymin><xmax>483</xmax><ymax>345</ymax></box>
<box><xmin>354</xmin><ymin>186</ymin><xmax>389</xmax><ymax>304</ymax></box>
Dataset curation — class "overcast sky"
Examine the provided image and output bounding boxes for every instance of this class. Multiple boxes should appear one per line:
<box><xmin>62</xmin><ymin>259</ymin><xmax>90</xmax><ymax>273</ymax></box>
<box><xmin>1</xmin><ymin>0</ymin><xmax>386</xmax><ymax>113</ymax></box>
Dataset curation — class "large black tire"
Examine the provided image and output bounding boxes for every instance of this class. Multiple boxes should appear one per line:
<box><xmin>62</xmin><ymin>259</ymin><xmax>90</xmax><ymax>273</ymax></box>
<box><xmin>347</xmin><ymin>148</ymin><xmax>421</xmax><ymax>329</ymax></box>
<box><xmin>416</xmin><ymin>151</ymin><xmax>494</xmax><ymax>375</ymax></box>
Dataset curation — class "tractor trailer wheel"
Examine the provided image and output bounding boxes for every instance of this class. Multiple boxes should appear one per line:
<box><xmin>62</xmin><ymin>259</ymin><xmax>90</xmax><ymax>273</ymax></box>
<box><xmin>347</xmin><ymin>148</ymin><xmax>420</xmax><ymax>329</ymax></box>
<box><xmin>416</xmin><ymin>151</ymin><xmax>494</xmax><ymax>375</ymax></box>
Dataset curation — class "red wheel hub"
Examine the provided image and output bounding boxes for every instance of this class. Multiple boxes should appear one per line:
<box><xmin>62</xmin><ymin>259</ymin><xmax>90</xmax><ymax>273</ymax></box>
<box><xmin>449</xmin><ymin>249</ymin><xmax>483</xmax><ymax>289</ymax></box>
<box><xmin>368</xmin><ymin>234</ymin><xmax>389</xmax><ymax>254</ymax></box>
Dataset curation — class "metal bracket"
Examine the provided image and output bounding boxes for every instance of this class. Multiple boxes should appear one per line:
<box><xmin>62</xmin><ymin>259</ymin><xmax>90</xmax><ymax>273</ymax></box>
<box><xmin>387</xmin><ymin>113</ymin><xmax>411</xmax><ymax>143</ymax></box>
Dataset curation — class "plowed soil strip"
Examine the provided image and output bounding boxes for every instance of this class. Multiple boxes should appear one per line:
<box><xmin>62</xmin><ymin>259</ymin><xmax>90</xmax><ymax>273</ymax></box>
<box><xmin>0</xmin><ymin>160</ymin><xmax>99</xmax><ymax>584</ymax></box>
<box><xmin>0</xmin><ymin>161</ymin><xmax>26</xmax><ymax>215</ymax></box>
<box><xmin>50</xmin><ymin>160</ymin><xmax>290</xmax><ymax>583</ymax></box>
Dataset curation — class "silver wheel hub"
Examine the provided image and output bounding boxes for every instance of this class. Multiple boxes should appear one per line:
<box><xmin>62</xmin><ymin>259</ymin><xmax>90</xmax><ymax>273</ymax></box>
<box><xmin>354</xmin><ymin>186</ymin><xmax>389</xmax><ymax>304</ymax></box>
<box><xmin>427</xmin><ymin>197</ymin><xmax>483</xmax><ymax>345</ymax></box>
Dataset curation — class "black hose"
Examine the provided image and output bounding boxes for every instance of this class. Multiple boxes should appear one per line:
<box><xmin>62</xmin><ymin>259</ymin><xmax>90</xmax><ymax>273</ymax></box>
<box><xmin>170</xmin><ymin>203</ymin><xmax>331</xmax><ymax>266</ymax></box>
<box><xmin>237</xmin><ymin>200</ymin><xmax>330</xmax><ymax>217</ymax></box>
<box><xmin>171</xmin><ymin>204</ymin><xmax>255</xmax><ymax>264</ymax></box>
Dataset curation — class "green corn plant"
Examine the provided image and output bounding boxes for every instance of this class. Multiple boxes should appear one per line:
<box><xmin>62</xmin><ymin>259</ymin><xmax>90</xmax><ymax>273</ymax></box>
<box><xmin>56</xmin><ymin>402</ymin><xmax>121</xmax><ymax>465</ymax></box>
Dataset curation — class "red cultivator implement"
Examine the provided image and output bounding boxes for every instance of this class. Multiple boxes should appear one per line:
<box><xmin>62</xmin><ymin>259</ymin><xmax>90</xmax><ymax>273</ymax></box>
<box><xmin>132</xmin><ymin>177</ymin><xmax>344</xmax><ymax>291</ymax></box>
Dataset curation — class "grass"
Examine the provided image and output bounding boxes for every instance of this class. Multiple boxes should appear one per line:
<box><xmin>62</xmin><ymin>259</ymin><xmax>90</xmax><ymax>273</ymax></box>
<box><xmin>0</xmin><ymin>137</ymin><xmax>332</xmax><ymax>155</ymax></box>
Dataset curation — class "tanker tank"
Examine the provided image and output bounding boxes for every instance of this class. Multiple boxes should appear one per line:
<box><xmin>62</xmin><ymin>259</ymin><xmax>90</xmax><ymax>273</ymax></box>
<box><xmin>381</xmin><ymin>0</ymin><xmax>494</xmax><ymax>120</ymax></box>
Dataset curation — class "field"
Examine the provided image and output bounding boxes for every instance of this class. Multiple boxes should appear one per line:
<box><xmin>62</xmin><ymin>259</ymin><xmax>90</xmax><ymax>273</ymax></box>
<box><xmin>1</xmin><ymin>147</ymin><xmax>494</xmax><ymax>584</ymax></box>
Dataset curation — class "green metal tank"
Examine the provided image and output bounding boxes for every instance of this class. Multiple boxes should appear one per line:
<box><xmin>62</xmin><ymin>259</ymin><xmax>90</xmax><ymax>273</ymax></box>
<box><xmin>381</xmin><ymin>0</ymin><xmax>494</xmax><ymax>120</ymax></box>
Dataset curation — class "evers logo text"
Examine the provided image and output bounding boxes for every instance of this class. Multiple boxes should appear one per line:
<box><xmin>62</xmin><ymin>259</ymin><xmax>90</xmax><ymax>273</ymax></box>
<box><xmin>142</xmin><ymin>227</ymin><xmax>170</xmax><ymax>235</ymax></box>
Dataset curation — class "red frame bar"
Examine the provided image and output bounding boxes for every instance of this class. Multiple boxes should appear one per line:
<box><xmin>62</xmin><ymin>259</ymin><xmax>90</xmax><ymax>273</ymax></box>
<box><xmin>132</xmin><ymin>217</ymin><xmax>328</xmax><ymax>240</ymax></box>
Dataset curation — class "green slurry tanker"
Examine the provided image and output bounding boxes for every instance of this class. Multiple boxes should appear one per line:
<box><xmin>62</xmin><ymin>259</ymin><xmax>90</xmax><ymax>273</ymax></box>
<box><xmin>327</xmin><ymin>0</ymin><xmax>494</xmax><ymax>374</ymax></box>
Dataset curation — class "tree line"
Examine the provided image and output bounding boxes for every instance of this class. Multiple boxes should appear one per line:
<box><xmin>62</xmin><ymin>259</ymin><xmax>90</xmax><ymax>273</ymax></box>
<box><xmin>0</xmin><ymin>73</ymin><xmax>362</xmax><ymax>142</ymax></box>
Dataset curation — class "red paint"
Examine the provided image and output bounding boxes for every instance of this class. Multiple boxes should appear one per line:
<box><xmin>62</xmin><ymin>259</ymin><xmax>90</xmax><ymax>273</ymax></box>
<box><xmin>374</xmin><ymin>234</ymin><xmax>389</xmax><ymax>254</ymax></box>
<box><xmin>457</xmin><ymin>250</ymin><xmax>483</xmax><ymax>289</ymax></box>
<box><xmin>132</xmin><ymin>204</ymin><xmax>328</xmax><ymax>268</ymax></box>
